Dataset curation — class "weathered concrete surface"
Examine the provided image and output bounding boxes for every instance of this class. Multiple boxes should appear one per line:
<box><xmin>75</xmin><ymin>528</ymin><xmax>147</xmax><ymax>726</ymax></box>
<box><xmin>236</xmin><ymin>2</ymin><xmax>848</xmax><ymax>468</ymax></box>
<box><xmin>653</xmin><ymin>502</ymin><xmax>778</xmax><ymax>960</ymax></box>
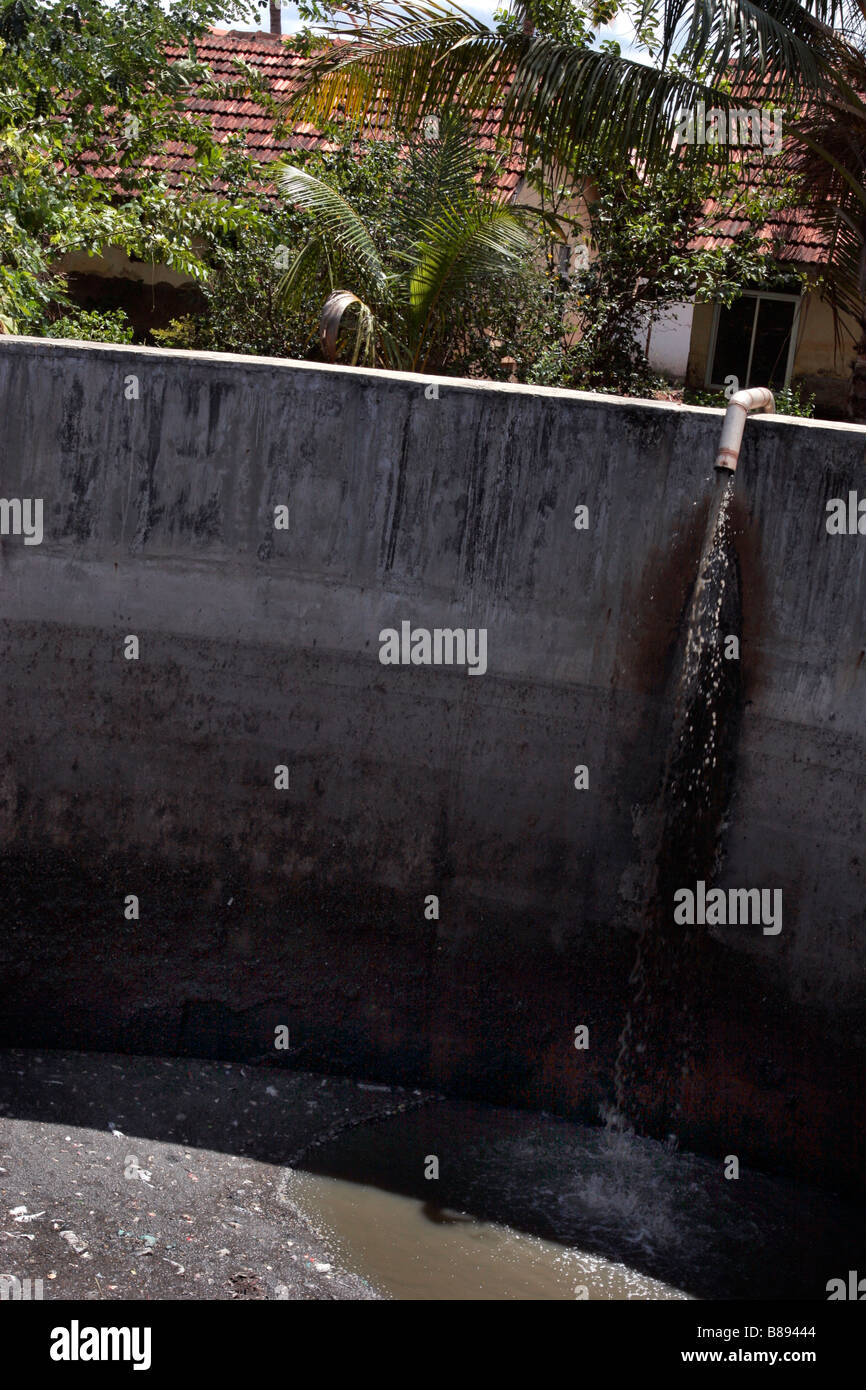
<box><xmin>0</xmin><ymin>338</ymin><xmax>864</xmax><ymax>1194</ymax></box>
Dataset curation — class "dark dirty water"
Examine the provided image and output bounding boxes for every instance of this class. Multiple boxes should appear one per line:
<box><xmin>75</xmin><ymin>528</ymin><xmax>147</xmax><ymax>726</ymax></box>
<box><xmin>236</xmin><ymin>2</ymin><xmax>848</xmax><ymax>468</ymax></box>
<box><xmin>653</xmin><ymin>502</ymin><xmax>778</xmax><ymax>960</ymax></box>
<box><xmin>1</xmin><ymin>1050</ymin><xmax>862</xmax><ymax>1301</ymax></box>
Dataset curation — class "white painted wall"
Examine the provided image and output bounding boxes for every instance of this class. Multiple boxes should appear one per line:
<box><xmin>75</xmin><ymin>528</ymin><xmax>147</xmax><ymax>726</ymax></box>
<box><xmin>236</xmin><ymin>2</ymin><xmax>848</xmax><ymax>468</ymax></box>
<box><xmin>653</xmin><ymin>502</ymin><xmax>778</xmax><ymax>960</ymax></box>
<box><xmin>635</xmin><ymin>301</ymin><xmax>695</xmax><ymax>381</ymax></box>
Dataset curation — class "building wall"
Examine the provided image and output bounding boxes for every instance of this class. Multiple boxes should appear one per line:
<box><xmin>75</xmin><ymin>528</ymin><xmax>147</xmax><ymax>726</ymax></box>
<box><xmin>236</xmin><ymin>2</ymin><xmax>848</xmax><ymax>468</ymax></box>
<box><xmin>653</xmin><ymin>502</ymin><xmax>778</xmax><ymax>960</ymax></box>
<box><xmin>642</xmin><ymin>301</ymin><xmax>696</xmax><ymax>379</ymax></box>
<box><xmin>57</xmin><ymin>246</ymin><xmax>196</xmax><ymax>290</ymax></box>
<box><xmin>687</xmin><ymin>283</ymin><xmax>860</xmax><ymax>417</ymax></box>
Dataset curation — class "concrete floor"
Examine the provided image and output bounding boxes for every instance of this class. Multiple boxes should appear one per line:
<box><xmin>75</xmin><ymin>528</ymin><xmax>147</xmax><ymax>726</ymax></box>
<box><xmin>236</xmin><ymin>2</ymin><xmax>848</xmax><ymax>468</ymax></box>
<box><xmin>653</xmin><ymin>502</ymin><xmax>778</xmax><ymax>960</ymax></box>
<box><xmin>2</xmin><ymin>1049</ymin><xmax>863</xmax><ymax>1301</ymax></box>
<box><xmin>0</xmin><ymin>1050</ymin><xmax>391</xmax><ymax>1300</ymax></box>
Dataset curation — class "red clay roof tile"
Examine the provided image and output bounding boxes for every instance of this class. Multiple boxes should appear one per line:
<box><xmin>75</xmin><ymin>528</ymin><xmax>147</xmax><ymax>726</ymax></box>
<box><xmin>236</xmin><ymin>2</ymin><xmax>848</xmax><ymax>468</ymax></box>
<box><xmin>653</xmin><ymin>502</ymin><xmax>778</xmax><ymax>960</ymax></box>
<box><xmin>91</xmin><ymin>27</ymin><xmax>827</xmax><ymax>267</ymax></box>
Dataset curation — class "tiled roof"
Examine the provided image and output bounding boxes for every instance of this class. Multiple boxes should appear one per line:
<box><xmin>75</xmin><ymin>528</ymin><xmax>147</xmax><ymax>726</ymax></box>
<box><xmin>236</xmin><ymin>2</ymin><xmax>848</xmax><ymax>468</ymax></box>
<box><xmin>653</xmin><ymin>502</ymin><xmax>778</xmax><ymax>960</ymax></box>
<box><xmin>93</xmin><ymin>28</ymin><xmax>830</xmax><ymax>266</ymax></box>
<box><xmin>111</xmin><ymin>28</ymin><xmax>524</xmax><ymax>201</ymax></box>
<box><xmin>693</xmin><ymin>209</ymin><xmax>829</xmax><ymax>265</ymax></box>
<box><xmin>691</xmin><ymin>152</ymin><xmax>830</xmax><ymax>265</ymax></box>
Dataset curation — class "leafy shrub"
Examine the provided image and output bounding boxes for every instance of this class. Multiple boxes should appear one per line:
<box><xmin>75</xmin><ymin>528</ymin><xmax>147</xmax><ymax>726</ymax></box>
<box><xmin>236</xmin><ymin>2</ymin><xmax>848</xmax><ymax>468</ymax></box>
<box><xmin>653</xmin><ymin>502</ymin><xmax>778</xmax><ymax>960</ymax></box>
<box><xmin>48</xmin><ymin>308</ymin><xmax>134</xmax><ymax>343</ymax></box>
<box><xmin>773</xmin><ymin>383</ymin><xmax>816</xmax><ymax>417</ymax></box>
<box><xmin>684</xmin><ymin>383</ymin><xmax>816</xmax><ymax>416</ymax></box>
<box><xmin>683</xmin><ymin>388</ymin><xmax>728</xmax><ymax>408</ymax></box>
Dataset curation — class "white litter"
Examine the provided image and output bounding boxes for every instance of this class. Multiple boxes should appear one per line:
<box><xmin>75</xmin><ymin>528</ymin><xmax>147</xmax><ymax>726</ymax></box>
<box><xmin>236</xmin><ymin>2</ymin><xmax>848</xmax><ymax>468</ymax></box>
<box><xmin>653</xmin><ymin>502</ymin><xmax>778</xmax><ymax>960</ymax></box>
<box><xmin>60</xmin><ymin>1230</ymin><xmax>90</xmax><ymax>1256</ymax></box>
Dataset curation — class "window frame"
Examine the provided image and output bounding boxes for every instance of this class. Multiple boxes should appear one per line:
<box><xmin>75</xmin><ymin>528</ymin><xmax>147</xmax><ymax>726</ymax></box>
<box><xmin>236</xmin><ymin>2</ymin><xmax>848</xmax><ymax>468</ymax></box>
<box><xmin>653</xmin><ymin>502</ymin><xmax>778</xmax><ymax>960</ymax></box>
<box><xmin>705</xmin><ymin>290</ymin><xmax>802</xmax><ymax>391</ymax></box>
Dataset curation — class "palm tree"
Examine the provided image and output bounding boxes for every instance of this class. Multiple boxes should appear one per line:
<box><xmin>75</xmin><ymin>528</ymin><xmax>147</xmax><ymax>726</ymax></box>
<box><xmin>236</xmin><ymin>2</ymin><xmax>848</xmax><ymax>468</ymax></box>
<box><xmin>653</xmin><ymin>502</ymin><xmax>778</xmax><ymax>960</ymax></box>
<box><xmin>283</xmin><ymin>2</ymin><xmax>866</xmax><ymax>411</ymax></box>
<box><xmin>781</xmin><ymin>48</ymin><xmax>866</xmax><ymax>412</ymax></box>
<box><xmin>783</xmin><ymin>50</ymin><xmax>866</xmax><ymax>322</ymax></box>
<box><xmin>275</xmin><ymin>114</ymin><xmax>534</xmax><ymax>371</ymax></box>
<box><xmin>285</xmin><ymin>1</ymin><xmax>866</xmax><ymax>411</ymax></box>
<box><xmin>285</xmin><ymin>1</ymin><xmax>855</xmax><ymax>178</ymax></box>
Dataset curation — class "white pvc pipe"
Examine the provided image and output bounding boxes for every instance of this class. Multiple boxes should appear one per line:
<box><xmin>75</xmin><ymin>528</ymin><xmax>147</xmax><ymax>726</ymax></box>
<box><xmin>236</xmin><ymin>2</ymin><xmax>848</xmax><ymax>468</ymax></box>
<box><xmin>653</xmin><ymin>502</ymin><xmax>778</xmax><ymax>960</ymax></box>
<box><xmin>714</xmin><ymin>387</ymin><xmax>775</xmax><ymax>472</ymax></box>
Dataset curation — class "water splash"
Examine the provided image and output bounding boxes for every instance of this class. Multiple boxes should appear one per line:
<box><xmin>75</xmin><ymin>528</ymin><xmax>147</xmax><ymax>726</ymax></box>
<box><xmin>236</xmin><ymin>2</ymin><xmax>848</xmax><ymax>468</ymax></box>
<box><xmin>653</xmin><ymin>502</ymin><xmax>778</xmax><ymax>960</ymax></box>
<box><xmin>572</xmin><ymin>1104</ymin><xmax>685</xmax><ymax>1258</ymax></box>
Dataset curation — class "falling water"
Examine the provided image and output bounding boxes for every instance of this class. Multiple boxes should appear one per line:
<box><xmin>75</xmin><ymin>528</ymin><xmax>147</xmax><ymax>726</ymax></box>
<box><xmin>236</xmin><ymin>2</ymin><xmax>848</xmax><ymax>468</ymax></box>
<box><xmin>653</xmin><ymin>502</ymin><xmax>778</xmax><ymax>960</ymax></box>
<box><xmin>614</xmin><ymin>473</ymin><xmax>743</xmax><ymax>1135</ymax></box>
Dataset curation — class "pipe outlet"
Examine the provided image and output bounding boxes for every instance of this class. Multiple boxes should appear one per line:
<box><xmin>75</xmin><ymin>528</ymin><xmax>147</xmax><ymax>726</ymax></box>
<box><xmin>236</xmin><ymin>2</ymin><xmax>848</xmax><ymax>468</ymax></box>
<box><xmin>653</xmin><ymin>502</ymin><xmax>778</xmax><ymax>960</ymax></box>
<box><xmin>714</xmin><ymin>387</ymin><xmax>775</xmax><ymax>472</ymax></box>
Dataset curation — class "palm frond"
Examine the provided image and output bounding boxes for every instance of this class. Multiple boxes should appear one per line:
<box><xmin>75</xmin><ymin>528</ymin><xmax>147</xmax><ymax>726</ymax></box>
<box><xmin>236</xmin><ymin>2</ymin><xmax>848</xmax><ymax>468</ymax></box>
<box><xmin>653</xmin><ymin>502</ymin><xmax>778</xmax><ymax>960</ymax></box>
<box><xmin>652</xmin><ymin>0</ymin><xmax>851</xmax><ymax>86</ymax></box>
<box><xmin>277</xmin><ymin>237</ymin><xmax>327</xmax><ymax>309</ymax></box>
<box><xmin>284</xmin><ymin>1</ymin><xmax>846</xmax><ymax>178</ymax></box>
<box><xmin>407</xmin><ymin>202</ymin><xmax>532</xmax><ymax>367</ymax></box>
<box><xmin>286</xmin><ymin>4</ymin><xmax>503</xmax><ymax>137</ymax></box>
<box><xmin>781</xmin><ymin>68</ymin><xmax>866</xmax><ymax>340</ymax></box>
<box><xmin>401</xmin><ymin>108</ymin><xmax>483</xmax><ymax>230</ymax></box>
<box><xmin>276</xmin><ymin>164</ymin><xmax>388</xmax><ymax>295</ymax></box>
<box><xmin>319</xmin><ymin>288</ymin><xmax>378</xmax><ymax>364</ymax></box>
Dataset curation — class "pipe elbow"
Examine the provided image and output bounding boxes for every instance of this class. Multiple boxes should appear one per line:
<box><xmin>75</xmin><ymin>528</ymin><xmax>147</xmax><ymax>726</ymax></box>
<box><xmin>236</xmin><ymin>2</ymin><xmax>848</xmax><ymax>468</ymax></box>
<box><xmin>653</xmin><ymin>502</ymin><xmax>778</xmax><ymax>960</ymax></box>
<box><xmin>714</xmin><ymin>388</ymin><xmax>775</xmax><ymax>472</ymax></box>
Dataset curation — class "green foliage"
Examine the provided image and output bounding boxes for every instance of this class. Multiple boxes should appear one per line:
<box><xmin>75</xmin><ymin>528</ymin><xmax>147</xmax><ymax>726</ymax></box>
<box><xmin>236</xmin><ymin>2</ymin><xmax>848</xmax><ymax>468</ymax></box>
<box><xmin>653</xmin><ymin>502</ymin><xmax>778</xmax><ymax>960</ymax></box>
<box><xmin>48</xmin><ymin>307</ymin><xmax>134</xmax><ymax>343</ymax></box>
<box><xmin>682</xmin><ymin>388</ymin><xmax>727</xmax><ymax>407</ymax></box>
<box><xmin>280</xmin><ymin>0</ymin><xmax>853</xmax><ymax>399</ymax></box>
<box><xmin>773</xmin><ymin>382</ymin><xmax>816</xmax><ymax>416</ymax></box>
<box><xmin>0</xmin><ymin>204</ymin><xmax>65</xmax><ymax>330</ymax></box>
<box><xmin>274</xmin><ymin>114</ymin><xmax>534</xmax><ymax>372</ymax></box>
<box><xmin>152</xmin><ymin>216</ymin><xmax>319</xmax><ymax>360</ymax></box>
<box><xmin>158</xmin><ymin>113</ymin><xmax>807</xmax><ymax>397</ymax></box>
<box><xmin>684</xmin><ymin>383</ymin><xmax>815</xmax><ymax>416</ymax></box>
<box><xmin>155</xmin><ymin>118</ymin><xmax>561</xmax><ymax>383</ymax></box>
<box><xmin>492</xmin><ymin>0</ymin><xmax>599</xmax><ymax>45</ymax></box>
<box><xmin>514</xmin><ymin>153</ymin><xmax>802</xmax><ymax>395</ymax></box>
<box><xmin>0</xmin><ymin>0</ymin><xmax>259</xmax><ymax>159</ymax></box>
<box><xmin>150</xmin><ymin>316</ymin><xmax>202</xmax><ymax>351</ymax></box>
<box><xmin>282</xmin><ymin>1</ymin><xmax>866</xmax><ymax>359</ymax></box>
<box><xmin>285</xmin><ymin>2</ymin><xmax>849</xmax><ymax>185</ymax></box>
<box><xmin>0</xmin><ymin>0</ymin><xmax>263</xmax><ymax>331</ymax></box>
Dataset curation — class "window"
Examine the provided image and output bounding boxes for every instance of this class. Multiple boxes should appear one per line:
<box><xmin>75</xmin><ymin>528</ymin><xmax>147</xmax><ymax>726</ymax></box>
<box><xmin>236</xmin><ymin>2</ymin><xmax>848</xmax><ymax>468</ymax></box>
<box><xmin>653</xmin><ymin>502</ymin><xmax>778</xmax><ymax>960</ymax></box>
<box><xmin>706</xmin><ymin>291</ymin><xmax>801</xmax><ymax>390</ymax></box>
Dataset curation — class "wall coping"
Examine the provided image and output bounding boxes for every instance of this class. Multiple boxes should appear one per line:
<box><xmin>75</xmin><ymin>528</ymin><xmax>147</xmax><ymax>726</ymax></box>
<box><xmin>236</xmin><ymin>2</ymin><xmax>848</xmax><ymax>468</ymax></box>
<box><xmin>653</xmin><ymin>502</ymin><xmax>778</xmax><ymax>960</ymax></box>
<box><xmin>5</xmin><ymin>334</ymin><xmax>866</xmax><ymax>437</ymax></box>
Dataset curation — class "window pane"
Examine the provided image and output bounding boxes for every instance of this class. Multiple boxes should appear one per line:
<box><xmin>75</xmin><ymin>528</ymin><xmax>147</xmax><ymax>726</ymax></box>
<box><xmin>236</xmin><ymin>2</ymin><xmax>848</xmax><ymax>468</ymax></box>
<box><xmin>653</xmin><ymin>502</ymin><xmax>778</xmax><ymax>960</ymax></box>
<box><xmin>748</xmin><ymin>298</ymin><xmax>797</xmax><ymax>388</ymax></box>
<box><xmin>710</xmin><ymin>297</ymin><xmax>755</xmax><ymax>386</ymax></box>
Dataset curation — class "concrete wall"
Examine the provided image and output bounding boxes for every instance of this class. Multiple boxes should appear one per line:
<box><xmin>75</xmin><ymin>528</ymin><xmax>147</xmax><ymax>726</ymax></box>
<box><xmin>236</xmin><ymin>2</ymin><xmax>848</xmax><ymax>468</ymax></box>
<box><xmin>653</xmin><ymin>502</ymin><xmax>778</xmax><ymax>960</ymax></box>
<box><xmin>0</xmin><ymin>338</ymin><xmax>864</xmax><ymax>1193</ymax></box>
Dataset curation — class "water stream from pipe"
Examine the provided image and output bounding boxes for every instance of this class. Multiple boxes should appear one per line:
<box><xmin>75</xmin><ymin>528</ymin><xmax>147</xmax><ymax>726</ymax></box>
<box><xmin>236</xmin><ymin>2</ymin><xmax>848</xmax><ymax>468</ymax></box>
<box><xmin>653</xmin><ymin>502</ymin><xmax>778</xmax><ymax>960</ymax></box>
<box><xmin>614</xmin><ymin>474</ymin><xmax>742</xmax><ymax>1134</ymax></box>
